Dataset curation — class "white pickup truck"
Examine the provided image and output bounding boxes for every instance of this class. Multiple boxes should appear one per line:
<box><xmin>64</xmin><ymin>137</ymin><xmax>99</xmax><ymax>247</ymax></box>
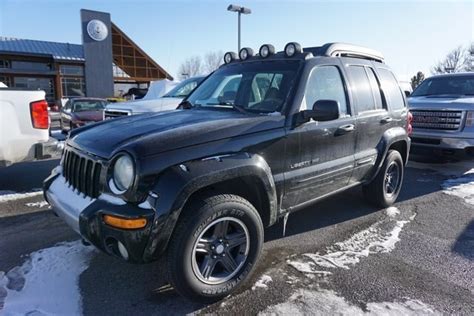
<box><xmin>0</xmin><ymin>83</ymin><xmax>61</xmax><ymax>167</ymax></box>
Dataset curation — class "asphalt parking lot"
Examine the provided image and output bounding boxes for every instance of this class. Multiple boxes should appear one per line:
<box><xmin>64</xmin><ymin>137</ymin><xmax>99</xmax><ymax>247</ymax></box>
<box><xmin>0</xmin><ymin>157</ymin><xmax>473</xmax><ymax>315</ymax></box>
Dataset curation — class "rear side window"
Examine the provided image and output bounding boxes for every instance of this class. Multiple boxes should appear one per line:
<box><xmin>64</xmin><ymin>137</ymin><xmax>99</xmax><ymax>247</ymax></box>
<box><xmin>347</xmin><ymin>66</ymin><xmax>376</xmax><ymax>113</ymax></box>
<box><xmin>303</xmin><ymin>66</ymin><xmax>348</xmax><ymax>116</ymax></box>
<box><xmin>377</xmin><ymin>68</ymin><xmax>405</xmax><ymax>110</ymax></box>
<box><xmin>366</xmin><ymin>68</ymin><xmax>384</xmax><ymax>110</ymax></box>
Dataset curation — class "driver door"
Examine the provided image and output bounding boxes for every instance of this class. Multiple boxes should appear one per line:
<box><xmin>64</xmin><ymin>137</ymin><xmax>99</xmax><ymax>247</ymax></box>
<box><xmin>282</xmin><ymin>64</ymin><xmax>356</xmax><ymax>209</ymax></box>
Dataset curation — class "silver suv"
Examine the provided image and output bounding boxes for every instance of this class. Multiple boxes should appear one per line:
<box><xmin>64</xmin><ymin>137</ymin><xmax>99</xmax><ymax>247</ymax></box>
<box><xmin>408</xmin><ymin>73</ymin><xmax>474</xmax><ymax>159</ymax></box>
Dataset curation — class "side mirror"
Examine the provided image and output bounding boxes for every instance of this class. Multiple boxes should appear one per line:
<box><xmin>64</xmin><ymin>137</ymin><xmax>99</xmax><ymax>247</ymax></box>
<box><xmin>300</xmin><ymin>99</ymin><xmax>340</xmax><ymax>123</ymax></box>
<box><xmin>404</xmin><ymin>90</ymin><xmax>411</xmax><ymax>98</ymax></box>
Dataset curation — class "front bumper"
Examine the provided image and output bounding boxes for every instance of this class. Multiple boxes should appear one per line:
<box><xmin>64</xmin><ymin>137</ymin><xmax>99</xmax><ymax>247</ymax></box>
<box><xmin>44</xmin><ymin>168</ymin><xmax>161</xmax><ymax>263</ymax></box>
<box><xmin>410</xmin><ymin>132</ymin><xmax>474</xmax><ymax>158</ymax></box>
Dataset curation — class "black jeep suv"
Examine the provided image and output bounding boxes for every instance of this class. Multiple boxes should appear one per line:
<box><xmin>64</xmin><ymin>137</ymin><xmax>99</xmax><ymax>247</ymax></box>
<box><xmin>44</xmin><ymin>42</ymin><xmax>411</xmax><ymax>302</ymax></box>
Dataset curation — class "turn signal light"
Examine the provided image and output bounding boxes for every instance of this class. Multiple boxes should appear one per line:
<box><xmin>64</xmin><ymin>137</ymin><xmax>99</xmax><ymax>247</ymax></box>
<box><xmin>103</xmin><ymin>215</ymin><xmax>147</xmax><ymax>230</ymax></box>
<box><xmin>30</xmin><ymin>100</ymin><xmax>49</xmax><ymax>129</ymax></box>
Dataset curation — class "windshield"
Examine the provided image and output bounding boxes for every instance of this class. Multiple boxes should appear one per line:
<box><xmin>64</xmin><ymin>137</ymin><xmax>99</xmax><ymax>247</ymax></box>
<box><xmin>72</xmin><ymin>100</ymin><xmax>106</xmax><ymax>112</ymax></box>
<box><xmin>186</xmin><ymin>61</ymin><xmax>301</xmax><ymax>113</ymax></box>
<box><xmin>163</xmin><ymin>77</ymin><xmax>202</xmax><ymax>98</ymax></box>
<box><xmin>411</xmin><ymin>75</ymin><xmax>474</xmax><ymax>97</ymax></box>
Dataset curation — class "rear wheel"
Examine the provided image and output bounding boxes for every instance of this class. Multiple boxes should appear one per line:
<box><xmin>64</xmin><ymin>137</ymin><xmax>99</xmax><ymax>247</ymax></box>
<box><xmin>363</xmin><ymin>150</ymin><xmax>404</xmax><ymax>208</ymax></box>
<box><xmin>167</xmin><ymin>194</ymin><xmax>263</xmax><ymax>303</ymax></box>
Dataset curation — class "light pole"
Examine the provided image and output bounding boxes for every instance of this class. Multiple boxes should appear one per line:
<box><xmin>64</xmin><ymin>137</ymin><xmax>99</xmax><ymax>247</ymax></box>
<box><xmin>227</xmin><ymin>4</ymin><xmax>251</xmax><ymax>52</ymax></box>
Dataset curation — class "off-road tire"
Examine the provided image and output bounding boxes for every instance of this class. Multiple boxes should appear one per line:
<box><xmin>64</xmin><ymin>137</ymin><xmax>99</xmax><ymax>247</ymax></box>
<box><xmin>167</xmin><ymin>194</ymin><xmax>264</xmax><ymax>303</ymax></box>
<box><xmin>363</xmin><ymin>150</ymin><xmax>404</xmax><ymax>208</ymax></box>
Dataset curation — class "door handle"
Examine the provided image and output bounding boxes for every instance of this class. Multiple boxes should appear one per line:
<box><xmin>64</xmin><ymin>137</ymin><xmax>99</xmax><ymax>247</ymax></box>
<box><xmin>336</xmin><ymin>124</ymin><xmax>355</xmax><ymax>135</ymax></box>
<box><xmin>380</xmin><ymin>116</ymin><xmax>393</xmax><ymax>124</ymax></box>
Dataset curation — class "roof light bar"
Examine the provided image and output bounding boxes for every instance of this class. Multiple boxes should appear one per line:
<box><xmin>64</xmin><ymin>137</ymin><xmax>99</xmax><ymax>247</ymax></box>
<box><xmin>239</xmin><ymin>47</ymin><xmax>254</xmax><ymax>60</ymax></box>
<box><xmin>259</xmin><ymin>44</ymin><xmax>275</xmax><ymax>58</ymax></box>
<box><xmin>224</xmin><ymin>51</ymin><xmax>238</xmax><ymax>64</ymax></box>
<box><xmin>284</xmin><ymin>42</ymin><xmax>302</xmax><ymax>57</ymax></box>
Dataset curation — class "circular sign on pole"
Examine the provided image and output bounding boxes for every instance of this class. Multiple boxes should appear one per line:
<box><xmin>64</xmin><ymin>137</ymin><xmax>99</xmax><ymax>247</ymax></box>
<box><xmin>86</xmin><ymin>19</ymin><xmax>108</xmax><ymax>41</ymax></box>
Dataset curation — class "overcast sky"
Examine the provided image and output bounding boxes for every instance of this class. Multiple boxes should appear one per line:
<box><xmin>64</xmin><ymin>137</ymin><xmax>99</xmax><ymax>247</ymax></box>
<box><xmin>1</xmin><ymin>0</ymin><xmax>473</xmax><ymax>80</ymax></box>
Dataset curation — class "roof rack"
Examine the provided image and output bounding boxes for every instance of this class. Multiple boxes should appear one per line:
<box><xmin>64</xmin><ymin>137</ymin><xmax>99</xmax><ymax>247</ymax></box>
<box><xmin>304</xmin><ymin>43</ymin><xmax>385</xmax><ymax>63</ymax></box>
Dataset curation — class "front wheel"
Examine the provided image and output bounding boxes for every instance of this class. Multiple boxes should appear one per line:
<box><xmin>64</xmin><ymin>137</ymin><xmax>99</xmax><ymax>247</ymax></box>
<box><xmin>363</xmin><ymin>150</ymin><xmax>404</xmax><ymax>208</ymax></box>
<box><xmin>167</xmin><ymin>194</ymin><xmax>264</xmax><ymax>303</ymax></box>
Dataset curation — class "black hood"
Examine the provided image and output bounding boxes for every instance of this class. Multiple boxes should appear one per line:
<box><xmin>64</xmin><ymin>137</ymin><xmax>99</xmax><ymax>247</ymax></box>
<box><xmin>69</xmin><ymin>109</ymin><xmax>285</xmax><ymax>159</ymax></box>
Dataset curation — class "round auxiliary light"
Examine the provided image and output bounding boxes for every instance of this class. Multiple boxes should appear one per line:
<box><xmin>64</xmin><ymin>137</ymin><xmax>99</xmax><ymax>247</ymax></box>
<box><xmin>239</xmin><ymin>47</ymin><xmax>254</xmax><ymax>61</ymax></box>
<box><xmin>284</xmin><ymin>42</ymin><xmax>302</xmax><ymax>57</ymax></box>
<box><xmin>224</xmin><ymin>52</ymin><xmax>237</xmax><ymax>64</ymax></box>
<box><xmin>112</xmin><ymin>154</ymin><xmax>135</xmax><ymax>192</ymax></box>
<box><xmin>259</xmin><ymin>44</ymin><xmax>275</xmax><ymax>58</ymax></box>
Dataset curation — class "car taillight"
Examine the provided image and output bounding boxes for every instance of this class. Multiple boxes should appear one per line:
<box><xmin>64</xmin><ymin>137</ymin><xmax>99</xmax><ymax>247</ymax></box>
<box><xmin>30</xmin><ymin>100</ymin><xmax>49</xmax><ymax>129</ymax></box>
<box><xmin>407</xmin><ymin>111</ymin><xmax>413</xmax><ymax>135</ymax></box>
<box><xmin>466</xmin><ymin>111</ymin><xmax>474</xmax><ymax>127</ymax></box>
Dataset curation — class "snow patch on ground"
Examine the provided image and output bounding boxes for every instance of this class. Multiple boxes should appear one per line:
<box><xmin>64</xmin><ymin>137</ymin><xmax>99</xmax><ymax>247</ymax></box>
<box><xmin>25</xmin><ymin>201</ymin><xmax>49</xmax><ymax>208</ymax></box>
<box><xmin>301</xmin><ymin>216</ymin><xmax>409</xmax><ymax>271</ymax></box>
<box><xmin>442</xmin><ymin>170</ymin><xmax>474</xmax><ymax>206</ymax></box>
<box><xmin>252</xmin><ymin>275</ymin><xmax>273</xmax><ymax>290</ymax></box>
<box><xmin>0</xmin><ymin>240</ymin><xmax>94</xmax><ymax>315</ymax></box>
<box><xmin>386</xmin><ymin>207</ymin><xmax>400</xmax><ymax>218</ymax></box>
<box><xmin>0</xmin><ymin>190</ymin><xmax>42</xmax><ymax>203</ymax></box>
<box><xmin>259</xmin><ymin>288</ymin><xmax>439</xmax><ymax>315</ymax></box>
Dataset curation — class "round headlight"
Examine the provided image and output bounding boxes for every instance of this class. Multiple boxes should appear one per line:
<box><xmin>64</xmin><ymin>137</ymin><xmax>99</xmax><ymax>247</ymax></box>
<box><xmin>239</xmin><ymin>47</ymin><xmax>254</xmax><ymax>60</ymax></box>
<box><xmin>113</xmin><ymin>154</ymin><xmax>135</xmax><ymax>192</ymax></box>
<box><xmin>259</xmin><ymin>44</ymin><xmax>275</xmax><ymax>58</ymax></box>
<box><xmin>284</xmin><ymin>42</ymin><xmax>302</xmax><ymax>57</ymax></box>
<box><xmin>224</xmin><ymin>52</ymin><xmax>237</xmax><ymax>64</ymax></box>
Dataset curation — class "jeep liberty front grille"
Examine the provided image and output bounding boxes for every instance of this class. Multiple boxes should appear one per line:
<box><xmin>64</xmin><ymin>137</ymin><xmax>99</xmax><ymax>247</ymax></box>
<box><xmin>62</xmin><ymin>149</ymin><xmax>102</xmax><ymax>198</ymax></box>
<box><xmin>411</xmin><ymin>110</ymin><xmax>463</xmax><ymax>131</ymax></box>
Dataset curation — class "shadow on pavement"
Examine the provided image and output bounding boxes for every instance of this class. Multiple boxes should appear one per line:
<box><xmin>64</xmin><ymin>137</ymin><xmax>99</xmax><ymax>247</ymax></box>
<box><xmin>0</xmin><ymin>159</ymin><xmax>59</xmax><ymax>192</ymax></box>
<box><xmin>452</xmin><ymin>219</ymin><xmax>474</xmax><ymax>260</ymax></box>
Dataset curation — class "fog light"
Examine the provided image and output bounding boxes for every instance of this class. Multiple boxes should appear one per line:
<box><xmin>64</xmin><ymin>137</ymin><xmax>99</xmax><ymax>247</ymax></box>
<box><xmin>224</xmin><ymin>52</ymin><xmax>237</xmax><ymax>64</ymax></box>
<box><xmin>117</xmin><ymin>241</ymin><xmax>129</xmax><ymax>260</ymax></box>
<box><xmin>259</xmin><ymin>44</ymin><xmax>275</xmax><ymax>58</ymax></box>
<box><xmin>284</xmin><ymin>42</ymin><xmax>302</xmax><ymax>57</ymax></box>
<box><xmin>239</xmin><ymin>47</ymin><xmax>254</xmax><ymax>60</ymax></box>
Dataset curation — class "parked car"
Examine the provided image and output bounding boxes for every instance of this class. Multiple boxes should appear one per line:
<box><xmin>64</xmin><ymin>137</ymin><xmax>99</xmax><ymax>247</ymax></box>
<box><xmin>44</xmin><ymin>42</ymin><xmax>411</xmax><ymax>302</ymax></box>
<box><xmin>104</xmin><ymin>76</ymin><xmax>204</xmax><ymax>119</ymax></box>
<box><xmin>0</xmin><ymin>83</ymin><xmax>61</xmax><ymax>167</ymax></box>
<box><xmin>408</xmin><ymin>72</ymin><xmax>474</xmax><ymax>159</ymax></box>
<box><xmin>60</xmin><ymin>98</ymin><xmax>107</xmax><ymax>133</ymax></box>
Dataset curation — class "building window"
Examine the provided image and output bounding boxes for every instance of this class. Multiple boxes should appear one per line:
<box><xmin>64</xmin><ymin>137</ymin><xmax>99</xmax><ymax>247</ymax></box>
<box><xmin>13</xmin><ymin>77</ymin><xmax>55</xmax><ymax>103</ymax></box>
<box><xmin>60</xmin><ymin>65</ymin><xmax>84</xmax><ymax>76</ymax></box>
<box><xmin>0</xmin><ymin>59</ymin><xmax>11</xmax><ymax>69</ymax></box>
<box><xmin>61</xmin><ymin>77</ymin><xmax>86</xmax><ymax>97</ymax></box>
<box><xmin>0</xmin><ymin>75</ymin><xmax>12</xmax><ymax>87</ymax></box>
<box><xmin>11</xmin><ymin>61</ymin><xmax>52</xmax><ymax>71</ymax></box>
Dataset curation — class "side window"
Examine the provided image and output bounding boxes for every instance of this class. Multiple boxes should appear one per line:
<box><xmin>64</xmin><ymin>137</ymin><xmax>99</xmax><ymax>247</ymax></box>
<box><xmin>303</xmin><ymin>66</ymin><xmax>348</xmax><ymax>116</ymax></box>
<box><xmin>347</xmin><ymin>66</ymin><xmax>376</xmax><ymax>113</ymax></box>
<box><xmin>218</xmin><ymin>76</ymin><xmax>242</xmax><ymax>103</ymax></box>
<box><xmin>366</xmin><ymin>68</ymin><xmax>384</xmax><ymax>110</ymax></box>
<box><xmin>377</xmin><ymin>68</ymin><xmax>406</xmax><ymax>110</ymax></box>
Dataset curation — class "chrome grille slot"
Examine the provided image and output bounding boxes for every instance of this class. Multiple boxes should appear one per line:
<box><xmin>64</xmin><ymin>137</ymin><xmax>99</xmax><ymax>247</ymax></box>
<box><xmin>104</xmin><ymin>109</ymin><xmax>130</xmax><ymax>119</ymax></box>
<box><xmin>411</xmin><ymin>110</ymin><xmax>463</xmax><ymax>131</ymax></box>
<box><xmin>62</xmin><ymin>148</ymin><xmax>102</xmax><ymax>198</ymax></box>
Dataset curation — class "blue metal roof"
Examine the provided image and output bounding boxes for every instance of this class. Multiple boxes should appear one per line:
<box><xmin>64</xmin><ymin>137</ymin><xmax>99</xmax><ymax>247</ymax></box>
<box><xmin>0</xmin><ymin>37</ymin><xmax>84</xmax><ymax>61</ymax></box>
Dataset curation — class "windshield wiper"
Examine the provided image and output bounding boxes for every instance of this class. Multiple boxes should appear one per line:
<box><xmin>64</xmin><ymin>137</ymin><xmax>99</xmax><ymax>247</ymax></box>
<box><xmin>206</xmin><ymin>102</ymin><xmax>250</xmax><ymax>114</ymax></box>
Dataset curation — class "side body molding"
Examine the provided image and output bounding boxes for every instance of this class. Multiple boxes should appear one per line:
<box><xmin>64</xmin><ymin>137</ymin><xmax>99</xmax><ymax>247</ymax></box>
<box><xmin>143</xmin><ymin>152</ymin><xmax>278</xmax><ymax>261</ymax></box>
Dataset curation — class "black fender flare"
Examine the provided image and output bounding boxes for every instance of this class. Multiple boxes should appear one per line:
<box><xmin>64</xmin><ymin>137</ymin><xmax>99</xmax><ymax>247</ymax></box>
<box><xmin>143</xmin><ymin>152</ymin><xmax>278</xmax><ymax>260</ymax></box>
<box><xmin>367</xmin><ymin>127</ymin><xmax>411</xmax><ymax>183</ymax></box>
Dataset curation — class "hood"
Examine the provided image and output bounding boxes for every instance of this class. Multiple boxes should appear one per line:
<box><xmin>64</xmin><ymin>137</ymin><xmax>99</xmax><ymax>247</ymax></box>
<box><xmin>105</xmin><ymin>97</ymin><xmax>183</xmax><ymax>114</ymax></box>
<box><xmin>69</xmin><ymin>109</ymin><xmax>285</xmax><ymax>159</ymax></box>
<box><xmin>408</xmin><ymin>95</ymin><xmax>474</xmax><ymax>111</ymax></box>
<box><xmin>73</xmin><ymin>110</ymin><xmax>104</xmax><ymax>121</ymax></box>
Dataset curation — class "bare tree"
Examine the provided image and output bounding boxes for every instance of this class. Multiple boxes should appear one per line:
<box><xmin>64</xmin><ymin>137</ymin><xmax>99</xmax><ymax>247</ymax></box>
<box><xmin>178</xmin><ymin>56</ymin><xmax>202</xmax><ymax>80</ymax></box>
<box><xmin>410</xmin><ymin>71</ymin><xmax>425</xmax><ymax>90</ymax></box>
<box><xmin>432</xmin><ymin>46</ymin><xmax>467</xmax><ymax>74</ymax></box>
<box><xmin>465</xmin><ymin>42</ymin><xmax>474</xmax><ymax>72</ymax></box>
<box><xmin>203</xmin><ymin>51</ymin><xmax>224</xmax><ymax>73</ymax></box>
